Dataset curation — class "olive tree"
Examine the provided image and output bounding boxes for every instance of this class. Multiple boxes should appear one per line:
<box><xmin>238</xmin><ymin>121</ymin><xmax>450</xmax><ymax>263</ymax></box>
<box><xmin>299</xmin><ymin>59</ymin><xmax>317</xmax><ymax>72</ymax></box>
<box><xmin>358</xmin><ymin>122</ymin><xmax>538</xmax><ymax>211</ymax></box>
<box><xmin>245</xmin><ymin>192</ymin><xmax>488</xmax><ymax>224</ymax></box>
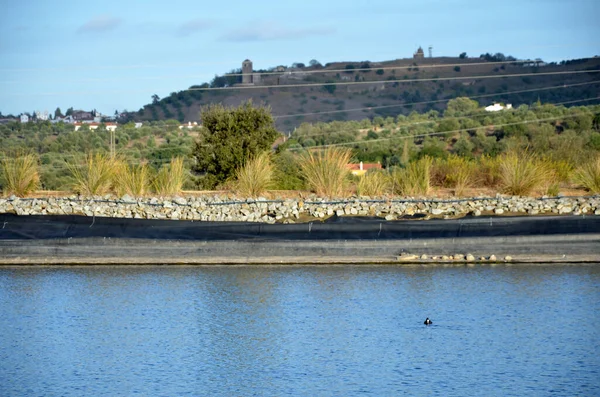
<box><xmin>192</xmin><ymin>101</ymin><xmax>280</xmax><ymax>189</ymax></box>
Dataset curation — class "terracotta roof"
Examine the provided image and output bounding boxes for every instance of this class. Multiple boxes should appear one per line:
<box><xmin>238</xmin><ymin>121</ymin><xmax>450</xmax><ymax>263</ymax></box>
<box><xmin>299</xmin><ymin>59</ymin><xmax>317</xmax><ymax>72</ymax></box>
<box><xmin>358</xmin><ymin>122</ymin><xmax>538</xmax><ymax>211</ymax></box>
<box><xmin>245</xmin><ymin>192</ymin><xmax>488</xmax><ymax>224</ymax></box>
<box><xmin>347</xmin><ymin>163</ymin><xmax>382</xmax><ymax>171</ymax></box>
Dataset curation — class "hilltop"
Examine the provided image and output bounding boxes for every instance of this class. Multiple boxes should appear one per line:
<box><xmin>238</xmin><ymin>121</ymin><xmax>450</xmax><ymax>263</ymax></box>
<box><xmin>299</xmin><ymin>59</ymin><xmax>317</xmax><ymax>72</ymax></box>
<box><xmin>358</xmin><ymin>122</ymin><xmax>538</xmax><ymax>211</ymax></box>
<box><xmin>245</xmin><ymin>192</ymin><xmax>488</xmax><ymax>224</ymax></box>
<box><xmin>128</xmin><ymin>53</ymin><xmax>600</xmax><ymax>130</ymax></box>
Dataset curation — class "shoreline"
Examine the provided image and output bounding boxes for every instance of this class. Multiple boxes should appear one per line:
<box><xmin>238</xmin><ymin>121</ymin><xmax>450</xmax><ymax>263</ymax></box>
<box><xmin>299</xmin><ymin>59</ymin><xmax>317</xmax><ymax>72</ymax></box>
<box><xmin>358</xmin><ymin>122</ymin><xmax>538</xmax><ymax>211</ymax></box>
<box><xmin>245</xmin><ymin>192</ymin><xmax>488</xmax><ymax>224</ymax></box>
<box><xmin>1</xmin><ymin>214</ymin><xmax>599</xmax><ymax>265</ymax></box>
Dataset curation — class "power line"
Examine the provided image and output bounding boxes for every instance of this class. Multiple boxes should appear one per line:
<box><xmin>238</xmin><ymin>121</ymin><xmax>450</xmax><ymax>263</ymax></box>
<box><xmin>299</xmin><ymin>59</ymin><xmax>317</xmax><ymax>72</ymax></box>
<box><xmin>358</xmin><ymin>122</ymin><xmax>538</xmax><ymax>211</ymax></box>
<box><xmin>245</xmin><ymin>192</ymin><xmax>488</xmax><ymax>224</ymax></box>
<box><xmin>288</xmin><ymin>98</ymin><xmax>600</xmax><ymax>140</ymax></box>
<box><xmin>288</xmin><ymin>110</ymin><xmax>600</xmax><ymax>151</ymax></box>
<box><xmin>6</xmin><ymin>70</ymin><xmax>600</xmax><ymax>97</ymax></box>
<box><xmin>0</xmin><ymin>60</ymin><xmax>539</xmax><ymax>85</ymax></box>
<box><xmin>274</xmin><ymin>80</ymin><xmax>600</xmax><ymax>119</ymax></box>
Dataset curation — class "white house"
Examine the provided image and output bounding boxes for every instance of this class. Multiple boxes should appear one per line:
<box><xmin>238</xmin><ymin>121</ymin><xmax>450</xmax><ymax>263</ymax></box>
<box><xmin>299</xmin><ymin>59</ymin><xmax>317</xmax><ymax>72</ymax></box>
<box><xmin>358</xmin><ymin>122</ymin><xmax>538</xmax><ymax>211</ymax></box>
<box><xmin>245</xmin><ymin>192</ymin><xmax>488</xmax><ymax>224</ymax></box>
<box><xmin>485</xmin><ymin>103</ymin><xmax>513</xmax><ymax>112</ymax></box>
<box><xmin>179</xmin><ymin>121</ymin><xmax>199</xmax><ymax>130</ymax></box>
<box><xmin>20</xmin><ymin>114</ymin><xmax>29</xmax><ymax>123</ymax></box>
<box><xmin>74</xmin><ymin>122</ymin><xmax>117</xmax><ymax>132</ymax></box>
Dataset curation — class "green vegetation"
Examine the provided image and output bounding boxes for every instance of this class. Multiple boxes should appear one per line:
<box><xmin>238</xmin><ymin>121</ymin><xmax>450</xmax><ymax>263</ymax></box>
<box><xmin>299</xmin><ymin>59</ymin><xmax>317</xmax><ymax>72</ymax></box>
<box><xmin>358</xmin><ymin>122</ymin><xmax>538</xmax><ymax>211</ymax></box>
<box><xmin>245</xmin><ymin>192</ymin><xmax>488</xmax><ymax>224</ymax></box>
<box><xmin>192</xmin><ymin>101</ymin><xmax>280</xmax><ymax>189</ymax></box>
<box><xmin>2</xmin><ymin>100</ymin><xmax>600</xmax><ymax>199</ymax></box>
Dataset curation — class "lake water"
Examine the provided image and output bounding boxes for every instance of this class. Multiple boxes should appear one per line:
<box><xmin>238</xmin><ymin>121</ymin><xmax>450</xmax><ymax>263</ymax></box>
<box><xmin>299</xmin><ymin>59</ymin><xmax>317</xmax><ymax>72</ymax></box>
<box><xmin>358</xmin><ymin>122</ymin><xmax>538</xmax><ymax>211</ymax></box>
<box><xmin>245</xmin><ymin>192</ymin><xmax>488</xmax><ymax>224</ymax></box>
<box><xmin>1</xmin><ymin>264</ymin><xmax>599</xmax><ymax>396</ymax></box>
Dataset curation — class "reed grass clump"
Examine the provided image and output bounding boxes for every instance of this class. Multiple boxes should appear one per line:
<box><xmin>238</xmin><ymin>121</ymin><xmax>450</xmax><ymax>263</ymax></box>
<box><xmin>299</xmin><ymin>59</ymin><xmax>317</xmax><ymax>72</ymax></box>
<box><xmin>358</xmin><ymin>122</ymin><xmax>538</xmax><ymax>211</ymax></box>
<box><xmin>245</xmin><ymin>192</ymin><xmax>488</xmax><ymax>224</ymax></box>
<box><xmin>573</xmin><ymin>155</ymin><xmax>600</xmax><ymax>193</ymax></box>
<box><xmin>235</xmin><ymin>151</ymin><xmax>273</xmax><ymax>197</ymax></box>
<box><xmin>392</xmin><ymin>156</ymin><xmax>432</xmax><ymax>196</ymax></box>
<box><xmin>357</xmin><ymin>170</ymin><xmax>391</xmax><ymax>196</ymax></box>
<box><xmin>68</xmin><ymin>153</ymin><xmax>115</xmax><ymax>196</ymax></box>
<box><xmin>153</xmin><ymin>157</ymin><xmax>186</xmax><ymax>196</ymax></box>
<box><xmin>477</xmin><ymin>155</ymin><xmax>502</xmax><ymax>188</ymax></box>
<box><xmin>298</xmin><ymin>147</ymin><xmax>352</xmax><ymax>197</ymax></box>
<box><xmin>0</xmin><ymin>153</ymin><xmax>40</xmax><ymax>197</ymax></box>
<box><xmin>433</xmin><ymin>155</ymin><xmax>477</xmax><ymax>196</ymax></box>
<box><xmin>497</xmin><ymin>152</ymin><xmax>552</xmax><ymax>196</ymax></box>
<box><xmin>113</xmin><ymin>160</ymin><xmax>149</xmax><ymax>197</ymax></box>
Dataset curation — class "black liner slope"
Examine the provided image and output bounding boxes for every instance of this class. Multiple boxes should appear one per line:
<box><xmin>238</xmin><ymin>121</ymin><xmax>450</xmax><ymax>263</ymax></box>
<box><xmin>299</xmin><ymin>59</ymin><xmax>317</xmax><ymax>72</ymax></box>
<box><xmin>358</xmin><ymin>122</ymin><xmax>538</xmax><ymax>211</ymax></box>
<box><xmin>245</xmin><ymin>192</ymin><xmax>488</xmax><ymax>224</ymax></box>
<box><xmin>1</xmin><ymin>213</ymin><xmax>599</xmax><ymax>241</ymax></box>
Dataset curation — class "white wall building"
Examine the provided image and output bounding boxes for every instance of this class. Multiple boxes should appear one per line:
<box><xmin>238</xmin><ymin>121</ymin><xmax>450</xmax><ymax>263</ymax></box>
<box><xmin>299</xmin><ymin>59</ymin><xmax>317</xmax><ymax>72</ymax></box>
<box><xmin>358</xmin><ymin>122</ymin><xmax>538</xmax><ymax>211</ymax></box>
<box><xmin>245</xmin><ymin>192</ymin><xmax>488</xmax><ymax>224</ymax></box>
<box><xmin>485</xmin><ymin>103</ymin><xmax>513</xmax><ymax>112</ymax></box>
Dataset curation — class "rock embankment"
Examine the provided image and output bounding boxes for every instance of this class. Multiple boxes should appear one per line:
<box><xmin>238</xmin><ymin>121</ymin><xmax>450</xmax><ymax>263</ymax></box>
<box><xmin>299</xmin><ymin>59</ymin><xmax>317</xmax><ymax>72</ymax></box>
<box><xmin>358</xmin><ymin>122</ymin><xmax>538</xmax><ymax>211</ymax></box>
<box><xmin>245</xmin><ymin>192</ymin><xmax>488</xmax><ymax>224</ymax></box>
<box><xmin>1</xmin><ymin>195</ymin><xmax>599</xmax><ymax>223</ymax></box>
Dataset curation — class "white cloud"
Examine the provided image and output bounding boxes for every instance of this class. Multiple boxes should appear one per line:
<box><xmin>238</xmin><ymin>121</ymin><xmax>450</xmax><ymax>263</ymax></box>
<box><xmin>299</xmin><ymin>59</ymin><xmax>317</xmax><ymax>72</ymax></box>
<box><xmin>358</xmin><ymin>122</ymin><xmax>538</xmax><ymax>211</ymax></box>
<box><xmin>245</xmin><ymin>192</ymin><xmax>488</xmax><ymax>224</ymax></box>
<box><xmin>222</xmin><ymin>23</ymin><xmax>335</xmax><ymax>42</ymax></box>
<box><xmin>77</xmin><ymin>15</ymin><xmax>122</xmax><ymax>34</ymax></box>
<box><xmin>177</xmin><ymin>18</ymin><xmax>214</xmax><ymax>37</ymax></box>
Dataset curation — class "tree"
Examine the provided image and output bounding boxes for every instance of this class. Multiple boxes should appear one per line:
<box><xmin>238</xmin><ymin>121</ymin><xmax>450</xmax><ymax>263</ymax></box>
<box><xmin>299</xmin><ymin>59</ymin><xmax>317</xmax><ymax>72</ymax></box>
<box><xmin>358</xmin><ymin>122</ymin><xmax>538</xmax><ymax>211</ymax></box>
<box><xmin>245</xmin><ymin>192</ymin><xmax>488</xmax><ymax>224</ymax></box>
<box><xmin>192</xmin><ymin>101</ymin><xmax>280</xmax><ymax>189</ymax></box>
<box><xmin>445</xmin><ymin>97</ymin><xmax>480</xmax><ymax>117</ymax></box>
<box><xmin>454</xmin><ymin>66</ymin><xmax>461</xmax><ymax>72</ymax></box>
<box><xmin>65</xmin><ymin>107</ymin><xmax>74</xmax><ymax>116</ymax></box>
<box><xmin>54</xmin><ymin>107</ymin><xmax>63</xmax><ymax>119</ymax></box>
<box><xmin>292</xmin><ymin>62</ymin><xmax>306</xmax><ymax>68</ymax></box>
<box><xmin>459</xmin><ymin>52</ymin><xmax>467</xmax><ymax>59</ymax></box>
<box><xmin>322</xmin><ymin>81</ymin><xmax>337</xmax><ymax>94</ymax></box>
<box><xmin>152</xmin><ymin>94</ymin><xmax>160</xmax><ymax>104</ymax></box>
<box><xmin>309</xmin><ymin>59</ymin><xmax>323</xmax><ymax>68</ymax></box>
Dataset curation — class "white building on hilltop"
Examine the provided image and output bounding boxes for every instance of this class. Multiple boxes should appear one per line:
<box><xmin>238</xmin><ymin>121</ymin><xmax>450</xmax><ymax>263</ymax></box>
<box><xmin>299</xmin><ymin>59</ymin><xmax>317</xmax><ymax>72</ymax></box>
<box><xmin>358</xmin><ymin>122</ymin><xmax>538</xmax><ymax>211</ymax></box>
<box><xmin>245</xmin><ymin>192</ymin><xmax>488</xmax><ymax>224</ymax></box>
<box><xmin>485</xmin><ymin>103</ymin><xmax>513</xmax><ymax>112</ymax></box>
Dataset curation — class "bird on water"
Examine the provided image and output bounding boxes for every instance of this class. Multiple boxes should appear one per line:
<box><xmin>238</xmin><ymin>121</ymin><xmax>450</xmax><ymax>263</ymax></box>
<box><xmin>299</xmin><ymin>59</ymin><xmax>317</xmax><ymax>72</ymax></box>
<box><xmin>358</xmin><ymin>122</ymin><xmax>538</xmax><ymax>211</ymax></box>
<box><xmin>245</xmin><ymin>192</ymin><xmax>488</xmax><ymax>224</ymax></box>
<box><xmin>424</xmin><ymin>318</ymin><xmax>432</xmax><ymax>325</ymax></box>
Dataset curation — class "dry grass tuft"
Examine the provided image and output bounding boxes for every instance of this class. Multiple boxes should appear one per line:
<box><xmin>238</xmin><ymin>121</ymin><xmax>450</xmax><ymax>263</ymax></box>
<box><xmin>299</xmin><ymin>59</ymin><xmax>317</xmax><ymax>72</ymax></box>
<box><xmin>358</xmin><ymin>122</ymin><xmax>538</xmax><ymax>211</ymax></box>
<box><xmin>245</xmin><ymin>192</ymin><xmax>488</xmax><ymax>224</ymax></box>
<box><xmin>357</xmin><ymin>170</ymin><xmax>391</xmax><ymax>197</ymax></box>
<box><xmin>477</xmin><ymin>155</ymin><xmax>502</xmax><ymax>188</ymax></box>
<box><xmin>114</xmin><ymin>160</ymin><xmax>150</xmax><ymax>197</ymax></box>
<box><xmin>573</xmin><ymin>155</ymin><xmax>600</xmax><ymax>193</ymax></box>
<box><xmin>153</xmin><ymin>157</ymin><xmax>186</xmax><ymax>196</ymax></box>
<box><xmin>68</xmin><ymin>153</ymin><xmax>115</xmax><ymax>196</ymax></box>
<box><xmin>392</xmin><ymin>156</ymin><xmax>432</xmax><ymax>196</ymax></box>
<box><xmin>497</xmin><ymin>152</ymin><xmax>553</xmax><ymax>196</ymax></box>
<box><xmin>1</xmin><ymin>153</ymin><xmax>40</xmax><ymax>197</ymax></box>
<box><xmin>298</xmin><ymin>147</ymin><xmax>352</xmax><ymax>197</ymax></box>
<box><xmin>235</xmin><ymin>151</ymin><xmax>273</xmax><ymax>197</ymax></box>
<box><xmin>433</xmin><ymin>155</ymin><xmax>478</xmax><ymax>196</ymax></box>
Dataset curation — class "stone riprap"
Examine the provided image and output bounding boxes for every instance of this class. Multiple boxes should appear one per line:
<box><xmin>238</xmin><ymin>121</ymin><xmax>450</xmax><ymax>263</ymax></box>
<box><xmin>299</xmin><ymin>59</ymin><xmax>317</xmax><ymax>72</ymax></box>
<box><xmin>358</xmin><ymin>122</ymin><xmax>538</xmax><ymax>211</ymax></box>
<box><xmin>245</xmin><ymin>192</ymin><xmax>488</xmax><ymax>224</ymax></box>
<box><xmin>1</xmin><ymin>194</ymin><xmax>599</xmax><ymax>223</ymax></box>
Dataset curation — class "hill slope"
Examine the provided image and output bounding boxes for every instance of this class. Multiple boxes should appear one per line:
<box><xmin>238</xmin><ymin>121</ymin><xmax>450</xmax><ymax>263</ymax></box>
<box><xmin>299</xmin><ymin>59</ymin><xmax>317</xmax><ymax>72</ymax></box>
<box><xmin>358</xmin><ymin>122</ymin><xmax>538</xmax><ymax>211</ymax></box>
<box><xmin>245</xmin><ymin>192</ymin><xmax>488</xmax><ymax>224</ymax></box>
<box><xmin>128</xmin><ymin>55</ymin><xmax>600</xmax><ymax>131</ymax></box>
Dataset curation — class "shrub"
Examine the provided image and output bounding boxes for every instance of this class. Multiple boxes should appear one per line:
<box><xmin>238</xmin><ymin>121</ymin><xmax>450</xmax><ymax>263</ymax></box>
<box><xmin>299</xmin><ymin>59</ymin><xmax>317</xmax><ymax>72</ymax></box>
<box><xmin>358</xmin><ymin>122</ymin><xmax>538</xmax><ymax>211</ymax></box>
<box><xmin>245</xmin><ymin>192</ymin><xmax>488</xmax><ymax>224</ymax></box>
<box><xmin>1</xmin><ymin>153</ymin><xmax>40</xmax><ymax>197</ymax></box>
<box><xmin>68</xmin><ymin>153</ymin><xmax>115</xmax><ymax>196</ymax></box>
<box><xmin>298</xmin><ymin>147</ymin><xmax>352</xmax><ymax>197</ymax></box>
<box><xmin>392</xmin><ymin>156</ymin><xmax>432</xmax><ymax>196</ymax></box>
<box><xmin>114</xmin><ymin>161</ymin><xmax>149</xmax><ymax>197</ymax></box>
<box><xmin>357</xmin><ymin>170</ymin><xmax>391</xmax><ymax>196</ymax></box>
<box><xmin>573</xmin><ymin>155</ymin><xmax>600</xmax><ymax>193</ymax></box>
<box><xmin>478</xmin><ymin>155</ymin><xmax>502</xmax><ymax>188</ymax></box>
<box><xmin>272</xmin><ymin>152</ymin><xmax>305</xmax><ymax>190</ymax></box>
<box><xmin>497</xmin><ymin>152</ymin><xmax>552</xmax><ymax>196</ymax></box>
<box><xmin>433</xmin><ymin>155</ymin><xmax>477</xmax><ymax>196</ymax></box>
<box><xmin>153</xmin><ymin>157</ymin><xmax>186</xmax><ymax>196</ymax></box>
<box><xmin>235</xmin><ymin>151</ymin><xmax>273</xmax><ymax>197</ymax></box>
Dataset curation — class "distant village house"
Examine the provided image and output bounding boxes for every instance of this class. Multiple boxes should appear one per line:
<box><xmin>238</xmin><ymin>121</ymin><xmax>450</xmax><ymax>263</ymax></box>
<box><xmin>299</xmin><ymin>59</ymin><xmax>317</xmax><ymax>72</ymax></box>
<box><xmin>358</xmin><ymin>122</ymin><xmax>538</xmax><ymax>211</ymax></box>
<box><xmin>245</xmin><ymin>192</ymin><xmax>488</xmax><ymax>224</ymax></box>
<box><xmin>347</xmin><ymin>161</ymin><xmax>382</xmax><ymax>177</ymax></box>
<box><xmin>485</xmin><ymin>103</ymin><xmax>513</xmax><ymax>112</ymax></box>
<box><xmin>74</xmin><ymin>122</ymin><xmax>117</xmax><ymax>132</ymax></box>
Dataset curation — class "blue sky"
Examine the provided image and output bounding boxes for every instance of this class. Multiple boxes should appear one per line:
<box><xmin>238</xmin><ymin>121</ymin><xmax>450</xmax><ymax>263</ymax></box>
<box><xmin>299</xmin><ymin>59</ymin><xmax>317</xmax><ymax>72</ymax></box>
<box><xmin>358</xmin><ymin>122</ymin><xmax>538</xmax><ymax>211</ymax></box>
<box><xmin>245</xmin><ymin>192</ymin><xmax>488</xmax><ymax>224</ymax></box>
<box><xmin>1</xmin><ymin>0</ymin><xmax>598</xmax><ymax>116</ymax></box>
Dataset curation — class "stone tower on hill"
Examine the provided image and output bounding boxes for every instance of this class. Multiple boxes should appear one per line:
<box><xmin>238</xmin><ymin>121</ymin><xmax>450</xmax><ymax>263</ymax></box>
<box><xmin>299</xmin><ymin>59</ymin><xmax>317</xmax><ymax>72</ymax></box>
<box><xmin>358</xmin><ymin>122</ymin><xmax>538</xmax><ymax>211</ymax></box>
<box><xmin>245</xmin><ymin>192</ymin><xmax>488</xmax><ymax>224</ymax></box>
<box><xmin>242</xmin><ymin>59</ymin><xmax>253</xmax><ymax>85</ymax></box>
<box><xmin>413</xmin><ymin>47</ymin><xmax>425</xmax><ymax>60</ymax></box>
